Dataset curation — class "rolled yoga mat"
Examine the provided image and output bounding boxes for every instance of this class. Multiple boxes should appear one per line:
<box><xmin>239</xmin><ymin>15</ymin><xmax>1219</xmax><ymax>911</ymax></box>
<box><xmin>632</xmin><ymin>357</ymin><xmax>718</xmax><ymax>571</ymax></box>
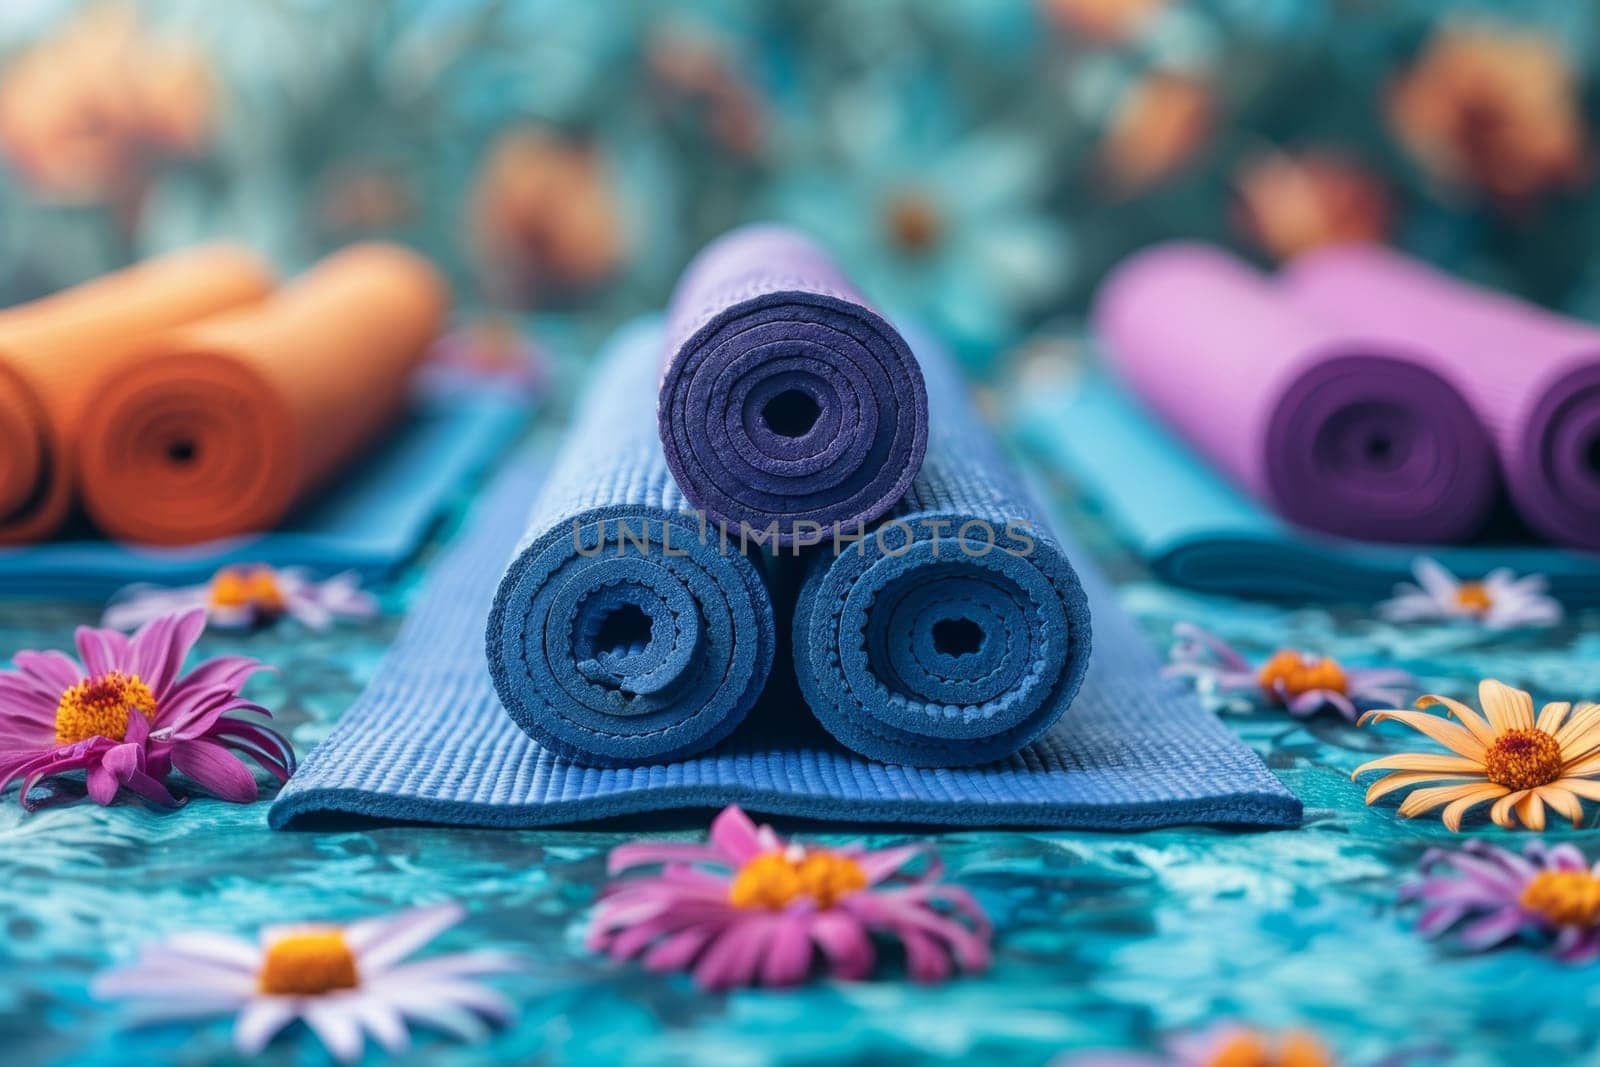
<box><xmin>1283</xmin><ymin>244</ymin><xmax>1600</xmax><ymax>551</ymax></box>
<box><xmin>75</xmin><ymin>243</ymin><xmax>446</xmax><ymax>545</ymax></box>
<box><xmin>0</xmin><ymin>246</ymin><xmax>274</xmax><ymax>544</ymax></box>
<box><xmin>658</xmin><ymin>224</ymin><xmax>928</xmax><ymax>547</ymax></box>
<box><xmin>1091</xmin><ymin>242</ymin><xmax>1500</xmax><ymax>544</ymax></box>
<box><xmin>486</xmin><ymin>318</ymin><xmax>776</xmax><ymax>766</ymax></box>
<box><xmin>792</xmin><ymin>324</ymin><xmax>1093</xmax><ymax>767</ymax></box>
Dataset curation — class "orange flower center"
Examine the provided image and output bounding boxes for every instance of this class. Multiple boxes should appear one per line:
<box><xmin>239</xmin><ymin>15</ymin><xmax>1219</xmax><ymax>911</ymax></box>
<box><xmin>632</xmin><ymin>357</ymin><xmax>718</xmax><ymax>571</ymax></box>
<box><xmin>1454</xmin><ymin>581</ymin><xmax>1493</xmax><ymax>613</ymax></box>
<box><xmin>257</xmin><ymin>932</ymin><xmax>360</xmax><ymax>995</ymax></box>
<box><xmin>1521</xmin><ymin>870</ymin><xmax>1600</xmax><ymax>929</ymax></box>
<box><xmin>1206</xmin><ymin>1030</ymin><xmax>1334</xmax><ymax>1067</ymax></box>
<box><xmin>1483</xmin><ymin>728</ymin><xmax>1564</xmax><ymax>790</ymax></box>
<box><xmin>208</xmin><ymin>566</ymin><xmax>287</xmax><ymax>614</ymax></box>
<box><xmin>1257</xmin><ymin>650</ymin><xmax>1348</xmax><ymax>700</ymax></box>
<box><xmin>54</xmin><ymin>670</ymin><xmax>157</xmax><ymax>745</ymax></box>
<box><xmin>728</xmin><ymin>849</ymin><xmax>869</xmax><ymax>910</ymax></box>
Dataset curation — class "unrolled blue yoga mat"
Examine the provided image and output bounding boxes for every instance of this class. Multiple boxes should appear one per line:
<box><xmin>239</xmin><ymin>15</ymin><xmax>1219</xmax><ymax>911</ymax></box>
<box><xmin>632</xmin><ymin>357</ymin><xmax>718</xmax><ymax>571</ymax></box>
<box><xmin>1013</xmin><ymin>370</ymin><xmax>1600</xmax><ymax>605</ymax></box>
<box><xmin>0</xmin><ymin>378</ymin><xmax>528</xmax><ymax>600</ymax></box>
<box><xmin>793</xmin><ymin>325</ymin><xmax>1092</xmax><ymax>767</ymax></box>
<box><xmin>485</xmin><ymin>319</ymin><xmax>776</xmax><ymax>766</ymax></box>
<box><xmin>271</xmin><ymin>337</ymin><xmax>1299</xmax><ymax>830</ymax></box>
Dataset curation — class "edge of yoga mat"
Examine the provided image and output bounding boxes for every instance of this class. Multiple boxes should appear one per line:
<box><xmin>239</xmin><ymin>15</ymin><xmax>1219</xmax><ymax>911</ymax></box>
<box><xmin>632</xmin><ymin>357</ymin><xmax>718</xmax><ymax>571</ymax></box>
<box><xmin>1012</xmin><ymin>368</ymin><xmax>1600</xmax><ymax>605</ymax></box>
<box><xmin>0</xmin><ymin>379</ymin><xmax>529</xmax><ymax>599</ymax></box>
<box><xmin>269</xmin><ymin>440</ymin><xmax>1301</xmax><ymax>833</ymax></box>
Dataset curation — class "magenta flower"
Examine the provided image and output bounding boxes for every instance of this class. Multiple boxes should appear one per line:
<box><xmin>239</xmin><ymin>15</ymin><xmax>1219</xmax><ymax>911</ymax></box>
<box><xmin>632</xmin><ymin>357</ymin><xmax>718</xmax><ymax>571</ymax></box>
<box><xmin>93</xmin><ymin>903</ymin><xmax>521</xmax><ymax>1062</ymax></box>
<box><xmin>587</xmin><ymin>805</ymin><xmax>992</xmax><ymax>990</ymax></box>
<box><xmin>1165</xmin><ymin>622</ymin><xmax>1415</xmax><ymax>721</ymax></box>
<box><xmin>1408</xmin><ymin>839</ymin><xmax>1600</xmax><ymax>962</ymax></box>
<box><xmin>103</xmin><ymin>564</ymin><xmax>378</xmax><ymax>632</ymax></box>
<box><xmin>0</xmin><ymin>609</ymin><xmax>293</xmax><ymax>809</ymax></box>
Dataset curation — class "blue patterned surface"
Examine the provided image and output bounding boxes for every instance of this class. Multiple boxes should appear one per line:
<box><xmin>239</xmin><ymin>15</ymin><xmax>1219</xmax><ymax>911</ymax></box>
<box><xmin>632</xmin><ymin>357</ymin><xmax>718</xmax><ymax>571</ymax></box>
<box><xmin>6</xmin><ymin>406</ymin><xmax>1599</xmax><ymax>1065</ymax></box>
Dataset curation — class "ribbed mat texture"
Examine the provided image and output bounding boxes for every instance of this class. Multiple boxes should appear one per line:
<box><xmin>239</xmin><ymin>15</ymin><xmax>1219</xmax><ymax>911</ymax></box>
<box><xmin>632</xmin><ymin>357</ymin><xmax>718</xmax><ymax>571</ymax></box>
<box><xmin>1283</xmin><ymin>244</ymin><xmax>1600</xmax><ymax>551</ymax></box>
<box><xmin>271</xmin><ymin>351</ymin><xmax>1300</xmax><ymax>830</ymax></box>
<box><xmin>792</xmin><ymin>324</ymin><xmax>1092</xmax><ymax>766</ymax></box>
<box><xmin>658</xmin><ymin>224</ymin><xmax>928</xmax><ymax>547</ymax></box>
<box><xmin>1014</xmin><ymin>372</ymin><xmax>1600</xmax><ymax>604</ymax></box>
<box><xmin>1092</xmin><ymin>242</ymin><xmax>1499</xmax><ymax>544</ymax></box>
<box><xmin>485</xmin><ymin>319</ymin><xmax>776</xmax><ymax>766</ymax></box>
<box><xmin>0</xmin><ymin>380</ymin><xmax>526</xmax><ymax>598</ymax></box>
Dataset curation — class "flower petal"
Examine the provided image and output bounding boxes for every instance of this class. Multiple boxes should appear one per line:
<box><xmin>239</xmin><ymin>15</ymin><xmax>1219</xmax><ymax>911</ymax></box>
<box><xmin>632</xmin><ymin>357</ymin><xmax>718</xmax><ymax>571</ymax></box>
<box><xmin>1479</xmin><ymin>679</ymin><xmax>1535</xmax><ymax>732</ymax></box>
<box><xmin>232</xmin><ymin>999</ymin><xmax>300</xmax><ymax>1056</ymax></box>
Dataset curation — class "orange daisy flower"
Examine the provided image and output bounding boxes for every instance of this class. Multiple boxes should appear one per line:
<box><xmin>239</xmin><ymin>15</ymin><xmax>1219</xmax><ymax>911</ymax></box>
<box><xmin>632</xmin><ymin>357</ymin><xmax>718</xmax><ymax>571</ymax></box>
<box><xmin>1354</xmin><ymin>680</ymin><xmax>1600</xmax><ymax>831</ymax></box>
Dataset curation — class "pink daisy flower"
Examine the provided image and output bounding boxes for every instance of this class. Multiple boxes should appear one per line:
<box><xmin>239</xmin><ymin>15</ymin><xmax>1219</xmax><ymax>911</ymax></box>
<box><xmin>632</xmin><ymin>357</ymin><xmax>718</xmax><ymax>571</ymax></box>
<box><xmin>103</xmin><ymin>564</ymin><xmax>378</xmax><ymax>632</ymax></box>
<box><xmin>93</xmin><ymin>903</ymin><xmax>522</xmax><ymax>1062</ymax></box>
<box><xmin>1408</xmin><ymin>839</ymin><xmax>1600</xmax><ymax>963</ymax></box>
<box><xmin>587</xmin><ymin>805</ymin><xmax>992</xmax><ymax>990</ymax></box>
<box><xmin>1165</xmin><ymin>622</ymin><xmax>1416</xmax><ymax>722</ymax></box>
<box><xmin>0</xmin><ymin>608</ymin><xmax>293</xmax><ymax>809</ymax></box>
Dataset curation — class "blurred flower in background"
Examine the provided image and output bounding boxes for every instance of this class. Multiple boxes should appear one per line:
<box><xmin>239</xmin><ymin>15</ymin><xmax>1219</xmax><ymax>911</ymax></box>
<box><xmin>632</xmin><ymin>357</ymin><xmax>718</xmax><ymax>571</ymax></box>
<box><xmin>1234</xmin><ymin>150</ymin><xmax>1392</xmax><ymax>261</ymax></box>
<box><xmin>1095</xmin><ymin>71</ymin><xmax>1213</xmax><ymax>196</ymax></box>
<box><xmin>0</xmin><ymin>2</ymin><xmax>212</xmax><ymax>214</ymax></box>
<box><xmin>1038</xmin><ymin>0</ymin><xmax>1169</xmax><ymax>47</ymax></box>
<box><xmin>466</xmin><ymin>126</ymin><xmax>626</xmax><ymax>308</ymax></box>
<box><xmin>1389</xmin><ymin>22</ymin><xmax>1591</xmax><ymax>208</ymax></box>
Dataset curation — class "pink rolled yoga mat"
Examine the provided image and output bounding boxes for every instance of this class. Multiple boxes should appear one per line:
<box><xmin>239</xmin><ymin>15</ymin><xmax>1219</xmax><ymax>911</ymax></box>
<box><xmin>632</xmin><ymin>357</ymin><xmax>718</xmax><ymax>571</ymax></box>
<box><xmin>1091</xmin><ymin>242</ymin><xmax>1499</xmax><ymax>543</ymax></box>
<box><xmin>1283</xmin><ymin>244</ymin><xmax>1600</xmax><ymax>551</ymax></box>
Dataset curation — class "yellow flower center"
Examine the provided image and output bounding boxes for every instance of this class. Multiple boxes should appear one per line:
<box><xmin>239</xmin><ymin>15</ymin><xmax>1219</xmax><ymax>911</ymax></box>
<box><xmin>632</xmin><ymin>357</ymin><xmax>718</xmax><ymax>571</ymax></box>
<box><xmin>1206</xmin><ymin>1030</ymin><xmax>1333</xmax><ymax>1067</ymax></box>
<box><xmin>54</xmin><ymin>671</ymin><xmax>157</xmax><ymax>745</ymax></box>
<box><xmin>257</xmin><ymin>932</ymin><xmax>360</xmax><ymax>996</ymax></box>
<box><xmin>1455</xmin><ymin>581</ymin><xmax>1493</xmax><ymax>613</ymax></box>
<box><xmin>728</xmin><ymin>849</ymin><xmax>869</xmax><ymax>910</ymax></box>
<box><xmin>1483</xmin><ymin>728</ymin><xmax>1564</xmax><ymax>790</ymax></box>
<box><xmin>208</xmin><ymin>566</ymin><xmax>287</xmax><ymax>614</ymax></box>
<box><xmin>1521</xmin><ymin>870</ymin><xmax>1600</xmax><ymax>929</ymax></box>
<box><xmin>1257</xmin><ymin>650</ymin><xmax>1348</xmax><ymax>700</ymax></box>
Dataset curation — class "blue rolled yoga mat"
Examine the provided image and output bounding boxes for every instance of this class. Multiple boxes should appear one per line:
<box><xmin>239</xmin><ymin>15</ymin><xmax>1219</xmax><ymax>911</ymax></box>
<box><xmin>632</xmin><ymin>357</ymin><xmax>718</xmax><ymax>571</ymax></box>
<box><xmin>658</xmin><ymin>224</ymin><xmax>929</xmax><ymax>547</ymax></box>
<box><xmin>793</xmin><ymin>326</ymin><xmax>1092</xmax><ymax>766</ymax></box>
<box><xmin>271</xmin><ymin>345</ymin><xmax>1299</xmax><ymax>829</ymax></box>
<box><xmin>485</xmin><ymin>319</ymin><xmax>776</xmax><ymax>765</ymax></box>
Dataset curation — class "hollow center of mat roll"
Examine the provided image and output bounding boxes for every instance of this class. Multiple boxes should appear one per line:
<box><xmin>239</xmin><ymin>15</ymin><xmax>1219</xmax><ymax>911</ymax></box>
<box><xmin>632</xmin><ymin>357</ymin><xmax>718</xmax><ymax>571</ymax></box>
<box><xmin>1585</xmin><ymin>434</ymin><xmax>1600</xmax><ymax>484</ymax></box>
<box><xmin>592</xmin><ymin>603</ymin><xmax>654</xmax><ymax>661</ymax></box>
<box><xmin>931</xmin><ymin>616</ymin><xmax>984</xmax><ymax>658</ymax></box>
<box><xmin>165</xmin><ymin>438</ymin><xmax>199</xmax><ymax>465</ymax></box>
<box><xmin>761</xmin><ymin>388</ymin><xmax>821</xmax><ymax>439</ymax></box>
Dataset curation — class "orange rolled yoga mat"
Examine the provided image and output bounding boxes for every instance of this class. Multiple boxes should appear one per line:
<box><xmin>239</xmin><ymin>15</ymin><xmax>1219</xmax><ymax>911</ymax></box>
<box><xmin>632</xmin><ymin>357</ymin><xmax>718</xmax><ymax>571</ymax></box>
<box><xmin>0</xmin><ymin>246</ymin><xmax>274</xmax><ymax>544</ymax></box>
<box><xmin>76</xmin><ymin>243</ymin><xmax>448</xmax><ymax>545</ymax></box>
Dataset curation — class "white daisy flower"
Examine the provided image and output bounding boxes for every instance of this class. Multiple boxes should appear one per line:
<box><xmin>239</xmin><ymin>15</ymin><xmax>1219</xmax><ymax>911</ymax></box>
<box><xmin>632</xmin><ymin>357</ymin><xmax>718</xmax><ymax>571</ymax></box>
<box><xmin>92</xmin><ymin>903</ymin><xmax>521</xmax><ymax>1062</ymax></box>
<box><xmin>102</xmin><ymin>564</ymin><xmax>378</xmax><ymax>632</ymax></box>
<box><xmin>1379</xmin><ymin>557</ymin><xmax>1563</xmax><ymax>631</ymax></box>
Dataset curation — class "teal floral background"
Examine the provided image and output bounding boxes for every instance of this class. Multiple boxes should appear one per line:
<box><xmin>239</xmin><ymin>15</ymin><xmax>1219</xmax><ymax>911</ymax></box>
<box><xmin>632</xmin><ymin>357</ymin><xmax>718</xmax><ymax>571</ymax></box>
<box><xmin>3</xmin><ymin>0</ymin><xmax>1600</xmax><ymax>371</ymax></box>
<box><xmin>6</xmin><ymin>1</ymin><xmax>1600</xmax><ymax>1064</ymax></box>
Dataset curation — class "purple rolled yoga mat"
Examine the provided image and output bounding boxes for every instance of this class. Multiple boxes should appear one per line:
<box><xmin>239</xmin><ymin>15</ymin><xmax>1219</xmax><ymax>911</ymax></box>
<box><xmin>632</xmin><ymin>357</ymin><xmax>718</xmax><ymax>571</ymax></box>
<box><xmin>1091</xmin><ymin>242</ymin><xmax>1499</xmax><ymax>543</ymax></box>
<box><xmin>1283</xmin><ymin>244</ymin><xmax>1600</xmax><ymax>551</ymax></box>
<box><xmin>658</xmin><ymin>224</ymin><xmax>928</xmax><ymax>546</ymax></box>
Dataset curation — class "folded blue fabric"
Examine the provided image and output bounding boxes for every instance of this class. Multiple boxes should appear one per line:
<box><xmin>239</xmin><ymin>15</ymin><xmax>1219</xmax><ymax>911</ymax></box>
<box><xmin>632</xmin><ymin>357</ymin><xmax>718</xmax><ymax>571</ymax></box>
<box><xmin>271</xmin><ymin>400</ymin><xmax>1299</xmax><ymax>830</ymax></box>
<box><xmin>485</xmin><ymin>319</ymin><xmax>776</xmax><ymax>766</ymax></box>
<box><xmin>658</xmin><ymin>225</ymin><xmax>928</xmax><ymax>547</ymax></box>
<box><xmin>0</xmin><ymin>379</ymin><xmax>527</xmax><ymax>600</ymax></box>
<box><xmin>1014</xmin><ymin>371</ymin><xmax>1600</xmax><ymax>604</ymax></box>
<box><xmin>793</xmin><ymin>325</ymin><xmax>1091</xmax><ymax>767</ymax></box>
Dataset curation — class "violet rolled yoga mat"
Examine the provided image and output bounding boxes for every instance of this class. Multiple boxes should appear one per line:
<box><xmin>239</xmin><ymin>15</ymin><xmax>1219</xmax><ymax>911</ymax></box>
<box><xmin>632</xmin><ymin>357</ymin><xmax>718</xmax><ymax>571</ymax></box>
<box><xmin>658</xmin><ymin>224</ymin><xmax>928</xmax><ymax>546</ymax></box>
<box><xmin>1091</xmin><ymin>242</ymin><xmax>1500</xmax><ymax>544</ymax></box>
<box><xmin>1283</xmin><ymin>244</ymin><xmax>1600</xmax><ymax>552</ymax></box>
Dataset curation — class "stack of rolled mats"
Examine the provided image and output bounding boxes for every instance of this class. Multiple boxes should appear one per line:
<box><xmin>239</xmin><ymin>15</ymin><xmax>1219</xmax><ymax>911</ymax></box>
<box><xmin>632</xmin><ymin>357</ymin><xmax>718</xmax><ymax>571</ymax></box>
<box><xmin>1018</xmin><ymin>241</ymin><xmax>1600</xmax><ymax>604</ymax></box>
<box><xmin>273</xmin><ymin>224</ymin><xmax>1298</xmax><ymax>830</ymax></box>
<box><xmin>0</xmin><ymin>242</ymin><xmax>447</xmax><ymax>547</ymax></box>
